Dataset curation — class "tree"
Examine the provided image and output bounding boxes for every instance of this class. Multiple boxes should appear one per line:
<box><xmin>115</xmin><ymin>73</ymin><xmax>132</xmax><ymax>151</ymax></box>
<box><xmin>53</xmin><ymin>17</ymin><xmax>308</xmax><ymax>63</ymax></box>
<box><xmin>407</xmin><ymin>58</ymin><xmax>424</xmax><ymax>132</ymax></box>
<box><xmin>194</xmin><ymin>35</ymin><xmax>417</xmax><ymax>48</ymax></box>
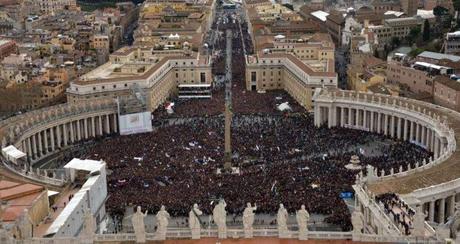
<box><xmin>391</xmin><ymin>37</ymin><xmax>401</xmax><ymax>49</ymax></box>
<box><xmin>407</xmin><ymin>27</ymin><xmax>421</xmax><ymax>43</ymax></box>
<box><xmin>423</xmin><ymin>19</ymin><xmax>430</xmax><ymax>41</ymax></box>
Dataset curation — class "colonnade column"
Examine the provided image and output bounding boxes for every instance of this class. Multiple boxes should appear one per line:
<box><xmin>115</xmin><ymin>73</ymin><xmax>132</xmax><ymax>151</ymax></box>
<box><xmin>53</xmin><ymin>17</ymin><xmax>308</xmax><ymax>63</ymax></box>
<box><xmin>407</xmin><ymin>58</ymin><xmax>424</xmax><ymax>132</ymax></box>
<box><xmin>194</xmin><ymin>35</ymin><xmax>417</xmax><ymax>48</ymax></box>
<box><xmin>98</xmin><ymin>116</ymin><xmax>103</xmax><ymax>135</ymax></box>
<box><xmin>32</xmin><ymin>135</ymin><xmax>37</xmax><ymax>159</ymax></box>
<box><xmin>340</xmin><ymin>107</ymin><xmax>345</xmax><ymax>127</ymax></box>
<box><xmin>348</xmin><ymin>107</ymin><xmax>352</xmax><ymax>126</ymax></box>
<box><xmin>363</xmin><ymin>110</ymin><xmax>368</xmax><ymax>130</ymax></box>
<box><xmin>439</xmin><ymin>198</ymin><xmax>445</xmax><ymax>224</ymax></box>
<box><xmin>377</xmin><ymin>112</ymin><xmax>382</xmax><ymax>133</ymax></box>
<box><xmin>63</xmin><ymin>123</ymin><xmax>68</xmax><ymax>146</ymax></box>
<box><xmin>434</xmin><ymin>137</ymin><xmax>439</xmax><ymax>158</ymax></box>
<box><xmin>370</xmin><ymin>111</ymin><xmax>374</xmax><ymax>132</ymax></box>
<box><xmin>84</xmin><ymin>118</ymin><xmax>89</xmax><ymax>139</ymax></box>
<box><xmin>76</xmin><ymin>120</ymin><xmax>81</xmax><ymax>141</ymax></box>
<box><xmin>429</xmin><ymin>200</ymin><xmax>435</xmax><ymax>222</ymax></box>
<box><xmin>383</xmin><ymin>114</ymin><xmax>388</xmax><ymax>135</ymax></box>
<box><xmin>27</xmin><ymin>137</ymin><xmax>32</xmax><ymax>161</ymax></box>
<box><xmin>37</xmin><ymin>131</ymin><xmax>43</xmax><ymax>156</ymax></box>
<box><xmin>44</xmin><ymin>129</ymin><xmax>48</xmax><ymax>153</ymax></box>
<box><xmin>410</xmin><ymin>121</ymin><xmax>414</xmax><ymax>141</ymax></box>
<box><xmin>448</xmin><ymin>195</ymin><xmax>456</xmax><ymax>219</ymax></box>
<box><xmin>105</xmin><ymin>114</ymin><xmax>110</xmax><ymax>134</ymax></box>
<box><xmin>421</xmin><ymin>125</ymin><xmax>426</xmax><ymax>147</ymax></box>
<box><xmin>69</xmin><ymin>121</ymin><xmax>75</xmax><ymax>143</ymax></box>
<box><xmin>50</xmin><ymin>127</ymin><xmax>55</xmax><ymax>151</ymax></box>
<box><xmin>415</xmin><ymin>123</ymin><xmax>420</xmax><ymax>144</ymax></box>
<box><xmin>355</xmin><ymin>108</ymin><xmax>359</xmax><ymax>127</ymax></box>
<box><xmin>91</xmin><ymin>117</ymin><xmax>96</xmax><ymax>137</ymax></box>
<box><xmin>397</xmin><ymin>117</ymin><xmax>402</xmax><ymax>139</ymax></box>
<box><xmin>57</xmin><ymin>125</ymin><xmax>62</xmax><ymax>148</ymax></box>
<box><xmin>403</xmin><ymin>119</ymin><xmax>408</xmax><ymax>141</ymax></box>
<box><xmin>113</xmin><ymin>114</ymin><xmax>118</xmax><ymax>133</ymax></box>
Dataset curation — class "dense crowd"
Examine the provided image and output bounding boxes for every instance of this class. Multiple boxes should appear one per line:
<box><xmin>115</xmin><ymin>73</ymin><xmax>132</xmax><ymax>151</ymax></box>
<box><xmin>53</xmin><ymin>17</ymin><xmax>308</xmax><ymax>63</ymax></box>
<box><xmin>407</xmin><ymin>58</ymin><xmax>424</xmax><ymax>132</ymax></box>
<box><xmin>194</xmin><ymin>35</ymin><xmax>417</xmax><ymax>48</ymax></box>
<box><xmin>71</xmin><ymin>11</ymin><xmax>435</xmax><ymax>232</ymax></box>
<box><xmin>76</xmin><ymin>112</ymin><xmax>431</xmax><ymax>231</ymax></box>
<box><xmin>376</xmin><ymin>193</ymin><xmax>415</xmax><ymax>235</ymax></box>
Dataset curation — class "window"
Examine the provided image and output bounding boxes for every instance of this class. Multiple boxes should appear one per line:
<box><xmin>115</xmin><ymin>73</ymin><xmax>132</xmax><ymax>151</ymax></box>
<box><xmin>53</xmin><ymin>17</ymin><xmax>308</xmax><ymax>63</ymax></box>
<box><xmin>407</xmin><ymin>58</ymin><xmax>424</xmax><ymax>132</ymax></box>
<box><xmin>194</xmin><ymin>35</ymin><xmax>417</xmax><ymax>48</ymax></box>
<box><xmin>200</xmin><ymin>72</ymin><xmax>206</xmax><ymax>83</ymax></box>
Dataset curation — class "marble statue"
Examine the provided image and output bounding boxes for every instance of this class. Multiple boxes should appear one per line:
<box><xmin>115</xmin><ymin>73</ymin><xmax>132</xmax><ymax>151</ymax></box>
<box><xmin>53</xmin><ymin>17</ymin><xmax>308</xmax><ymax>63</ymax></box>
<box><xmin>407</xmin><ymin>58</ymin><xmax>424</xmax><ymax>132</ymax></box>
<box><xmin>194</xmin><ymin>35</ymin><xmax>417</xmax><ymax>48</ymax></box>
<box><xmin>296</xmin><ymin>205</ymin><xmax>310</xmax><ymax>240</ymax></box>
<box><xmin>155</xmin><ymin>205</ymin><xmax>170</xmax><ymax>240</ymax></box>
<box><xmin>243</xmin><ymin>202</ymin><xmax>257</xmax><ymax>238</ymax></box>
<box><xmin>277</xmin><ymin>203</ymin><xmax>289</xmax><ymax>238</ymax></box>
<box><xmin>132</xmin><ymin>206</ymin><xmax>148</xmax><ymax>243</ymax></box>
<box><xmin>189</xmin><ymin>203</ymin><xmax>203</xmax><ymax>239</ymax></box>
<box><xmin>212</xmin><ymin>200</ymin><xmax>227</xmax><ymax>238</ymax></box>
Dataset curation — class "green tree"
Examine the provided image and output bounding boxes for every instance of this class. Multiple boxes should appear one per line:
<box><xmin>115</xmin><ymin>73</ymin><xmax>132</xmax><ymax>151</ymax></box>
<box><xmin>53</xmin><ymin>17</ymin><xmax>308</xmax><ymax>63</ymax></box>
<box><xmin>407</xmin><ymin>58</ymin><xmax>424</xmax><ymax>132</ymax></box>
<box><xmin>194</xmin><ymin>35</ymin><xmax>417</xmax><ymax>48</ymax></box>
<box><xmin>423</xmin><ymin>19</ymin><xmax>430</xmax><ymax>41</ymax></box>
<box><xmin>407</xmin><ymin>27</ymin><xmax>421</xmax><ymax>43</ymax></box>
<box><xmin>391</xmin><ymin>37</ymin><xmax>401</xmax><ymax>49</ymax></box>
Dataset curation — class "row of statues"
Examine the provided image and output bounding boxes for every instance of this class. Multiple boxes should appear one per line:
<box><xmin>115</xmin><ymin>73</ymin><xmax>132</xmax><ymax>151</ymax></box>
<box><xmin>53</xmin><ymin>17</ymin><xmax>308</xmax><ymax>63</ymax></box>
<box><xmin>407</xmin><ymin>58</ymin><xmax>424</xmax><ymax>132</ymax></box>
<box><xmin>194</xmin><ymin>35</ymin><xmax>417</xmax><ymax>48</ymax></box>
<box><xmin>131</xmin><ymin>201</ymin><xmax>311</xmax><ymax>242</ymax></box>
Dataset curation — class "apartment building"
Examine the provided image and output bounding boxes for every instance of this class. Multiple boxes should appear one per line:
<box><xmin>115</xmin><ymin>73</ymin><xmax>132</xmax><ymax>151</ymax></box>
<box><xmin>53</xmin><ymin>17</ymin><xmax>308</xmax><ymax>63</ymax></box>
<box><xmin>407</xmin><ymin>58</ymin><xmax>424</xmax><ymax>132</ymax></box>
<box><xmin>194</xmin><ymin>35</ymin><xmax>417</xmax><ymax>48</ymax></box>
<box><xmin>445</xmin><ymin>31</ymin><xmax>460</xmax><ymax>55</ymax></box>
<box><xmin>67</xmin><ymin>47</ymin><xmax>212</xmax><ymax>111</ymax></box>
<box><xmin>35</xmin><ymin>0</ymin><xmax>77</xmax><ymax>13</ymax></box>
<box><xmin>433</xmin><ymin>75</ymin><xmax>460</xmax><ymax>112</ymax></box>
<box><xmin>245</xmin><ymin>33</ymin><xmax>338</xmax><ymax>109</ymax></box>
<box><xmin>369</xmin><ymin>16</ymin><xmax>423</xmax><ymax>48</ymax></box>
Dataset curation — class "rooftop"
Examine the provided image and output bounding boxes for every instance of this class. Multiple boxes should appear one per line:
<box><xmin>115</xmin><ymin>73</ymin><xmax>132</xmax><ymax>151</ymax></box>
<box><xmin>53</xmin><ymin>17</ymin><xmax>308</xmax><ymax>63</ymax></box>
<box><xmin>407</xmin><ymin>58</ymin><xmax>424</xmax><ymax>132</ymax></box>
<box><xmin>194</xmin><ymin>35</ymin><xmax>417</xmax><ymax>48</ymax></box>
<box><xmin>418</xmin><ymin>51</ymin><xmax>460</xmax><ymax>62</ymax></box>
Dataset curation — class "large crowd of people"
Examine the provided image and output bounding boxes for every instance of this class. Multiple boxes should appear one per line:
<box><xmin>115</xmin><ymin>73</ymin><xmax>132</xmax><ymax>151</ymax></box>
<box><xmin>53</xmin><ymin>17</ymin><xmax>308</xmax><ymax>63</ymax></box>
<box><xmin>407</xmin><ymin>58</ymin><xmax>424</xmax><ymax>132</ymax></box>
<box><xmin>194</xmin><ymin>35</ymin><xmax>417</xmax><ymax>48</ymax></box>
<box><xmin>376</xmin><ymin>193</ymin><xmax>415</xmax><ymax>235</ymax></box>
<box><xmin>70</xmin><ymin>9</ymin><xmax>433</xmax><ymax>232</ymax></box>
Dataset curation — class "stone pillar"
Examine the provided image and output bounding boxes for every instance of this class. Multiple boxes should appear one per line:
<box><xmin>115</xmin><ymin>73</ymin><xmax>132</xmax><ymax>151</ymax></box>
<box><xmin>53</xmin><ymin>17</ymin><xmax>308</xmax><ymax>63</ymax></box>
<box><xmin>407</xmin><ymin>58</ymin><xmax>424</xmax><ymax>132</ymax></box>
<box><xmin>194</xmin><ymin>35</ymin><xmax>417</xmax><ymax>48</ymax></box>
<box><xmin>415</xmin><ymin>123</ymin><xmax>420</xmax><ymax>144</ymax></box>
<box><xmin>91</xmin><ymin>117</ymin><xmax>96</xmax><ymax>137</ymax></box>
<box><xmin>50</xmin><ymin>127</ymin><xmax>55</xmax><ymax>152</ymax></box>
<box><xmin>37</xmin><ymin>131</ymin><xmax>43</xmax><ymax>157</ymax></box>
<box><xmin>397</xmin><ymin>117</ymin><xmax>402</xmax><ymax>139</ymax></box>
<box><xmin>434</xmin><ymin>137</ymin><xmax>439</xmax><ymax>158</ymax></box>
<box><xmin>431</xmin><ymin>131</ymin><xmax>436</xmax><ymax>153</ymax></box>
<box><xmin>113</xmin><ymin>114</ymin><xmax>118</xmax><ymax>133</ymax></box>
<box><xmin>370</xmin><ymin>111</ymin><xmax>374</xmax><ymax>132</ymax></box>
<box><xmin>43</xmin><ymin>129</ymin><xmax>48</xmax><ymax>153</ymax></box>
<box><xmin>448</xmin><ymin>195</ymin><xmax>456</xmax><ymax>219</ymax></box>
<box><xmin>76</xmin><ymin>120</ymin><xmax>81</xmax><ymax>141</ymax></box>
<box><xmin>439</xmin><ymin>198</ymin><xmax>445</xmax><ymax>224</ymax></box>
<box><xmin>27</xmin><ymin>137</ymin><xmax>32</xmax><ymax>161</ymax></box>
<box><xmin>348</xmin><ymin>107</ymin><xmax>352</xmax><ymax>126</ymax></box>
<box><xmin>355</xmin><ymin>108</ymin><xmax>359</xmax><ymax>127</ymax></box>
<box><xmin>391</xmin><ymin>115</ymin><xmax>396</xmax><ymax>137</ymax></box>
<box><xmin>377</xmin><ymin>112</ymin><xmax>381</xmax><ymax>133</ymax></box>
<box><xmin>340</xmin><ymin>107</ymin><xmax>345</xmax><ymax>127</ymax></box>
<box><xmin>410</xmin><ymin>121</ymin><xmax>414</xmax><ymax>141</ymax></box>
<box><xmin>69</xmin><ymin>121</ymin><xmax>75</xmax><ymax>143</ymax></box>
<box><xmin>421</xmin><ymin>126</ymin><xmax>426</xmax><ymax>147</ymax></box>
<box><xmin>314</xmin><ymin>105</ymin><xmax>320</xmax><ymax>127</ymax></box>
<box><xmin>105</xmin><ymin>114</ymin><xmax>110</xmax><ymax>134</ymax></box>
<box><xmin>429</xmin><ymin>200</ymin><xmax>435</xmax><ymax>222</ymax></box>
<box><xmin>383</xmin><ymin>114</ymin><xmax>388</xmax><ymax>135</ymax></box>
<box><xmin>403</xmin><ymin>119</ymin><xmax>408</xmax><ymax>141</ymax></box>
<box><xmin>363</xmin><ymin>110</ymin><xmax>368</xmax><ymax>130</ymax></box>
<box><xmin>57</xmin><ymin>125</ymin><xmax>62</xmax><ymax>148</ymax></box>
<box><xmin>98</xmin><ymin>116</ymin><xmax>103</xmax><ymax>135</ymax></box>
<box><xmin>84</xmin><ymin>118</ymin><xmax>89</xmax><ymax>139</ymax></box>
<box><xmin>32</xmin><ymin>135</ymin><xmax>37</xmax><ymax>159</ymax></box>
<box><xmin>63</xmin><ymin>123</ymin><xmax>68</xmax><ymax>146</ymax></box>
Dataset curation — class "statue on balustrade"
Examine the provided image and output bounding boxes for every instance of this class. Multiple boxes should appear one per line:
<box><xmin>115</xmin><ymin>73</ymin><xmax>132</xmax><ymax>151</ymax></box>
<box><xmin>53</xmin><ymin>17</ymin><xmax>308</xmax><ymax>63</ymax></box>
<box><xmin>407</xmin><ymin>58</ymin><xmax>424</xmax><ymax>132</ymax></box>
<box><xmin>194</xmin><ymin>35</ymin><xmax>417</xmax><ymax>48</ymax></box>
<box><xmin>189</xmin><ymin>203</ymin><xmax>203</xmax><ymax>239</ymax></box>
<box><xmin>243</xmin><ymin>202</ymin><xmax>257</xmax><ymax>238</ymax></box>
<box><xmin>445</xmin><ymin>202</ymin><xmax>460</xmax><ymax>240</ymax></box>
<box><xmin>155</xmin><ymin>205</ymin><xmax>170</xmax><ymax>240</ymax></box>
<box><xmin>213</xmin><ymin>199</ymin><xmax>227</xmax><ymax>238</ymax></box>
<box><xmin>296</xmin><ymin>204</ymin><xmax>310</xmax><ymax>239</ymax></box>
<box><xmin>132</xmin><ymin>206</ymin><xmax>148</xmax><ymax>243</ymax></box>
<box><xmin>277</xmin><ymin>203</ymin><xmax>289</xmax><ymax>237</ymax></box>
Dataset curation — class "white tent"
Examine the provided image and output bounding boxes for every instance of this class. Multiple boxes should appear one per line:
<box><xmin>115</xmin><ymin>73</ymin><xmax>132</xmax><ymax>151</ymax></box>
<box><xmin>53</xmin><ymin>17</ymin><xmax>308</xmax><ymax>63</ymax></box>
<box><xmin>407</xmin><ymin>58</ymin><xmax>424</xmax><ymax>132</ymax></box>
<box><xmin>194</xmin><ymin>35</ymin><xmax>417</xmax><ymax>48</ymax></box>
<box><xmin>2</xmin><ymin>145</ymin><xmax>26</xmax><ymax>164</ymax></box>
<box><xmin>277</xmin><ymin>102</ymin><xmax>292</xmax><ymax>111</ymax></box>
<box><xmin>274</xmin><ymin>34</ymin><xmax>285</xmax><ymax>39</ymax></box>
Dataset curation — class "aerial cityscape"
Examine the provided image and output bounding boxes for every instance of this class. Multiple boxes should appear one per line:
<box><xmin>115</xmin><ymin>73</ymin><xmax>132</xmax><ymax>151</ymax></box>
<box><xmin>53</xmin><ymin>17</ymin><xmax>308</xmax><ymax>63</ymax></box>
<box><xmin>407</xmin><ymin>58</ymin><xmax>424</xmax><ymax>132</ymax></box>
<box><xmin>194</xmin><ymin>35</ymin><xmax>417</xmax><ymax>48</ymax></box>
<box><xmin>0</xmin><ymin>0</ymin><xmax>459</xmax><ymax>243</ymax></box>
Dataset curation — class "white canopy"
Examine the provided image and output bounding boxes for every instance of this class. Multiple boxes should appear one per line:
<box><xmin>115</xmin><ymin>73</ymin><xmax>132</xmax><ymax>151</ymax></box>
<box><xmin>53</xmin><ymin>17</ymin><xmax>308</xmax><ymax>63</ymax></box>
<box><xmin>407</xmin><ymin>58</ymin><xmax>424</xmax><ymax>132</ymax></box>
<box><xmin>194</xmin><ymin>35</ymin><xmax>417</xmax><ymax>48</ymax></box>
<box><xmin>277</xmin><ymin>102</ymin><xmax>291</xmax><ymax>111</ymax></box>
<box><xmin>2</xmin><ymin>145</ymin><xmax>26</xmax><ymax>162</ymax></box>
<box><xmin>274</xmin><ymin>35</ymin><xmax>285</xmax><ymax>39</ymax></box>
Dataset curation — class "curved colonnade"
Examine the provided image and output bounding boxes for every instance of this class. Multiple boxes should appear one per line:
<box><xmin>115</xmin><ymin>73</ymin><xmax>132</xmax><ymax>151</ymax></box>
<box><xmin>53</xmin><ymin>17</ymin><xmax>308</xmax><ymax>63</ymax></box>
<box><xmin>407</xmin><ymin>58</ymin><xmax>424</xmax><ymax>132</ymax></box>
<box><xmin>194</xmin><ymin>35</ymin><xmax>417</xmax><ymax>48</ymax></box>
<box><xmin>0</xmin><ymin>99</ymin><xmax>118</xmax><ymax>187</ymax></box>
<box><xmin>0</xmin><ymin>89</ymin><xmax>458</xmax><ymax>237</ymax></box>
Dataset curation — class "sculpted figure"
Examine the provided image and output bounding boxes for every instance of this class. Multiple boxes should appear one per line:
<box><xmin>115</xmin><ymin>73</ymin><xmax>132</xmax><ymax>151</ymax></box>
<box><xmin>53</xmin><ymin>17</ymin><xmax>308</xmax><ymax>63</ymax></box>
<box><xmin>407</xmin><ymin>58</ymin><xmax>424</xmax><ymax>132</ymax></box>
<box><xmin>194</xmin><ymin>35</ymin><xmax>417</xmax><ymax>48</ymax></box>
<box><xmin>155</xmin><ymin>205</ymin><xmax>170</xmax><ymax>238</ymax></box>
<box><xmin>277</xmin><ymin>203</ymin><xmax>289</xmax><ymax>234</ymax></box>
<box><xmin>189</xmin><ymin>203</ymin><xmax>203</xmax><ymax>239</ymax></box>
<box><xmin>296</xmin><ymin>205</ymin><xmax>310</xmax><ymax>231</ymax></box>
<box><xmin>243</xmin><ymin>202</ymin><xmax>257</xmax><ymax>238</ymax></box>
<box><xmin>213</xmin><ymin>200</ymin><xmax>227</xmax><ymax>238</ymax></box>
<box><xmin>132</xmin><ymin>206</ymin><xmax>148</xmax><ymax>243</ymax></box>
<box><xmin>351</xmin><ymin>209</ymin><xmax>364</xmax><ymax>235</ymax></box>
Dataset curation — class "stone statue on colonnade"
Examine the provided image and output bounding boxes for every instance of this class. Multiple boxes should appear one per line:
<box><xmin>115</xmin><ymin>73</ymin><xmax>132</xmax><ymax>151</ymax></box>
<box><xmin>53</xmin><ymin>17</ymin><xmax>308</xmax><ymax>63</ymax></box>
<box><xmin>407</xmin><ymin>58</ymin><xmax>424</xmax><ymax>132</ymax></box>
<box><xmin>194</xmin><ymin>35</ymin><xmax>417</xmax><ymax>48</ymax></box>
<box><xmin>243</xmin><ymin>202</ymin><xmax>257</xmax><ymax>238</ymax></box>
<box><xmin>132</xmin><ymin>206</ymin><xmax>148</xmax><ymax>243</ymax></box>
<box><xmin>212</xmin><ymin>199</ymin><xmax>227</xmax><ymax>239</ymax></box>
<box><xmin>296</xmin><ymin>205</ymin><xmax>310</xmax><ymax>240</ymax></box>
<box><xmin>155</xmin><ymin>205</ymin><xmax>170</xmax><ymax>240</ymax></box>
<box><xmin>189</xmin><ymin>203</ymin><xmax>203</xmax><ymax>239</ymax></box>
<box><xmin>351</xmin><ymin>208</ymin><xmax>364</xmax><ymax>236</ymax></box>
<box><xmin>277</xmin><ymin>203</ymin><xmax>289</xmax><ymax>238</ymax></box>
